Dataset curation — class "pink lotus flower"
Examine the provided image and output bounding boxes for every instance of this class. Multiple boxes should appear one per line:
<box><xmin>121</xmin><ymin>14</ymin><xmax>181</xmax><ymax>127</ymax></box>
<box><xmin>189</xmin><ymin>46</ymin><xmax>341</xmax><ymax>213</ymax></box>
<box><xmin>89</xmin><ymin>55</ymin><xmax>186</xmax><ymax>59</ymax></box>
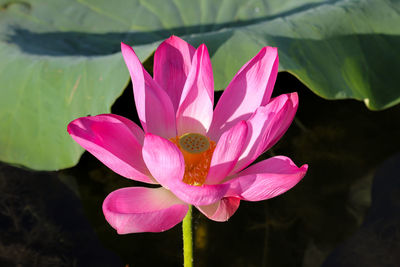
<box><xmin>67</xmin><ymin>36</ymin><xmax>308</xmax><ymax>234</ymax></box>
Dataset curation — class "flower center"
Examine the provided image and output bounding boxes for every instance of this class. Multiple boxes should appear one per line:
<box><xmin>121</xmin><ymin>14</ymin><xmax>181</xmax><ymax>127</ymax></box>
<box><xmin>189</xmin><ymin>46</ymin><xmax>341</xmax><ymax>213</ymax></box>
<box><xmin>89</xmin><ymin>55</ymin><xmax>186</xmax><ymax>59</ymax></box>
<box><xmin>170</xmin><ymin>133</ymin><xmax>216</xmax><ymax>186</ymax></box>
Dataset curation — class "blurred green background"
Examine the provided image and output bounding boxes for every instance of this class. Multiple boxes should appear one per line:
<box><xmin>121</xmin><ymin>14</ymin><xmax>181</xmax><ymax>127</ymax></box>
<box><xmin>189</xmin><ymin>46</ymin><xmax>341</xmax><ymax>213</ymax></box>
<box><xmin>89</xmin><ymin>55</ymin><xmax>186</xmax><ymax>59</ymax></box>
<box><xmin>0</xmin><ymin>0</ymin><xmax>399</xmax><ymax>266</ymax></box>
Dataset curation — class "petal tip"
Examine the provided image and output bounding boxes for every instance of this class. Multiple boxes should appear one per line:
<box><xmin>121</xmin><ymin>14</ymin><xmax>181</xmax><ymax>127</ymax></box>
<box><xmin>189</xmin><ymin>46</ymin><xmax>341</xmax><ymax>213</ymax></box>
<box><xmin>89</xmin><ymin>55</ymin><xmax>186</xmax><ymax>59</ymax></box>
<box><xmin>143</xmin><ymin>132</ymin><xmax>158</xmax><ymax>142</ymax></box>
<box><xmin>66</xmin><ymin>123</ymin><xmax>74</xmax><ymax>135</ymax></box>
<box><xmin>300</xmin><ymin>163</ymin><xmax>309</xmax><ymax>172</ymax></box>
<box><xmin>288</xmin><ymin>92</ymin><xmax>299</xmax><ymax>105</ymax></box>
<box><xmin>238</xmin><ymin>120</ymin><xmax>248</xmax><ymax>130</ymax></box>
<box><xmin>120</xmin><ymin>42</ymin><xmax>131</xmax><ymax>50</ymax></box>
<box><xmin>165</xmin><ymin>35</ymin><xmax>186</xmax><ymax>45</ymax></box>
<box><xmin>198</xmin><ymin>43</ymin><xmax>207</xmax><ymax>50</ymax></box>
<box><xmin>264</xmin><ymin>46</ymin><xmax>278</xmax><ymax>54</ymax></box>
<box><xmin>258</xmin><ymin>46</ymin><xmax>278</xmax><ymax>56</ymax></box>
<box><xmin>66</xmin><ymin>120</ymin><xmax>73</xmax><ymax>134</ymax></box>
<box><xmin>66</xmin><ymin>117</ymin><xmax>85</xmax><ymax>135</ymax></box>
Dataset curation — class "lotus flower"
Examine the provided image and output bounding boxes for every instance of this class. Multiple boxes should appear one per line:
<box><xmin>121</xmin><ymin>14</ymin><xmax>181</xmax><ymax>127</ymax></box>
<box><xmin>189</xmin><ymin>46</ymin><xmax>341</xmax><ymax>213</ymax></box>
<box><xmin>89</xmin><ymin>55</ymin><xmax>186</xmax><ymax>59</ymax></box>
<box><xmin>67</xmin><ymin>36</ymin><xmax>308</xmax><ymax>234</ymax></box>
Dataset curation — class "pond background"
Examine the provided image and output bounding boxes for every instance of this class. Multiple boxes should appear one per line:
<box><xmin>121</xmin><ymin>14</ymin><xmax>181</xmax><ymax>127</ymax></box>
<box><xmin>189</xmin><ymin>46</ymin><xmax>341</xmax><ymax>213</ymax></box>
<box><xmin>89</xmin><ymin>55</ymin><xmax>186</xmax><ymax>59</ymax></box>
<box><xmin>1</xmin><ymin>71</ymin><xmax>399</xmax><ymax>266</ymax></box>
<box><xmin>1</xmin><ymin>0</ymin><xmax>400</xmax><ymax>266</ymax></box>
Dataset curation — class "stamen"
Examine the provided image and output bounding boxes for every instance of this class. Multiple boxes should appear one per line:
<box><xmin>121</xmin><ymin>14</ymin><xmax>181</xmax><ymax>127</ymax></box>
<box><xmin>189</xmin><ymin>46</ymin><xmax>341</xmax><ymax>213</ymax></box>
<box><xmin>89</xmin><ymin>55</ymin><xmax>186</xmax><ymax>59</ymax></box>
<box><xmin>170</xmin><ymin>133</ymin><xmax>216</xmax><ymax>186</ymax></box>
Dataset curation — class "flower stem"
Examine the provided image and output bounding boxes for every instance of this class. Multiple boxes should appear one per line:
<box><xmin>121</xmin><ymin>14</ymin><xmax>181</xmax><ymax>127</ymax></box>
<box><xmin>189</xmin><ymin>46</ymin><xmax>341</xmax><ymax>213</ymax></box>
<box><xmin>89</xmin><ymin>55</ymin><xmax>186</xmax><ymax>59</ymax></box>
<box><xmin>182</xmin><ymin>205</ymin><xmax>193</xmax><ymax>267</ymax></box>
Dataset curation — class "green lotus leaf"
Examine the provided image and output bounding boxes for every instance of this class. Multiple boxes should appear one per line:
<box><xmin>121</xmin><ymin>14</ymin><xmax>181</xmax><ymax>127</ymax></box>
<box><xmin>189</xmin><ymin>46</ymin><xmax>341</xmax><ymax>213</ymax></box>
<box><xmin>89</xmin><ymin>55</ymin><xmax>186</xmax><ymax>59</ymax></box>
<box><xmin>0</xmin><ymin>0</ymin><xmax>398</xmax><ymax>170</ymax></box>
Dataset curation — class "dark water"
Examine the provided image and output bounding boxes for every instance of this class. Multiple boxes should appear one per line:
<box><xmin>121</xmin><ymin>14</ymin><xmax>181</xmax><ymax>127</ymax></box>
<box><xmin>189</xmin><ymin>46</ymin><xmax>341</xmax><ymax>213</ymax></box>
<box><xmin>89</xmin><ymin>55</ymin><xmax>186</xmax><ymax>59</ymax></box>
<box><xmin>0</xmin><ymin>72</ymin><xmax>399</xmax><ymax>266</ymax></box>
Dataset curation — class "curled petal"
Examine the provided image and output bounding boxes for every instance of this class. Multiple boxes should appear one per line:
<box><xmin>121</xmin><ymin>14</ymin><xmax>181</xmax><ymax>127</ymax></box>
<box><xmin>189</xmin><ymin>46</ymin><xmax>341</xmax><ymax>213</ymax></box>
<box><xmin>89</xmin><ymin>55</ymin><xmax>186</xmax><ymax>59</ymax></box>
<box><xmin>225</xmin><ymin>156</ymin><xmax>308</xmax><ymax>201</ymax></box>
<box><xmin>205</xmin><ymin>121</ymin><xmax>248</xmax><ymax>185</ymax></box>
<box><xmin>67</xmin><ymin>114</ymin><xmax>154</xmax><ymax>184</ymax></box>
<box><xmin>196</xmin><ymin>197</ymin><xmax>240</xmax><ymax>222</ymax></box>
<box><xmin>121</xmin><ymin>42</ymin><xmax>176</xmax><ymax>138</ymax></box>
<box><xmin>261</xmin><ymin>93</ymin><xmax>298</xmax><ymax>151</ymax></box>
<box><xmin>103</xmin><ymin>187</ymin><xmax>188</xmax><ymax>234</ymax></box>
<box><xmin>177</xmin><ymin>44</ymin><xmax>214</xmax><ymax>135</ymax></box>
<box><xmin>208</xmin><ymin>46</ymin><xmax>279</xmax><ymax>140</ymax></box>
<box><xmin>142</xmin><ymin>133</ymin><xmax>229</xmax><ymax>206</ymax></box>
<box><xmin>154</xmin><ymin>36</ymin><xmax>196</xmax><ymax>112</ymax></box>
<box><xmin>233</xmin><ymin>93</ymin><xmax>299</xmax><ymax>173</ymax></box>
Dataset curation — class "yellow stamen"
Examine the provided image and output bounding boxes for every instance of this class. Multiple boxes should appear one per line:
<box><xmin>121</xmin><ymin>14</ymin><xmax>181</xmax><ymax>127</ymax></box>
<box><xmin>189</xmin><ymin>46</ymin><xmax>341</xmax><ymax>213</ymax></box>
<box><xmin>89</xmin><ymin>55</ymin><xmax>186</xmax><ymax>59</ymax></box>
<box><xmin>170</xmin><ymin>133</ymin><xmax>216</xmax><ymax>186</ymax></box>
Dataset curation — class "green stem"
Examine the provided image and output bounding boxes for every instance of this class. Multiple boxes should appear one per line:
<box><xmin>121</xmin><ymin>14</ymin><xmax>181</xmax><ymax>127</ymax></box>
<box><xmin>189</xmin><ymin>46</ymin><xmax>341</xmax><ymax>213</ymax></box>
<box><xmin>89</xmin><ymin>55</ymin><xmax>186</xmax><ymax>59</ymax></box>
<box><xmin>182</xmin><ymin>205</ymin><xmax>193</xmax><ymax>267</ymax></box>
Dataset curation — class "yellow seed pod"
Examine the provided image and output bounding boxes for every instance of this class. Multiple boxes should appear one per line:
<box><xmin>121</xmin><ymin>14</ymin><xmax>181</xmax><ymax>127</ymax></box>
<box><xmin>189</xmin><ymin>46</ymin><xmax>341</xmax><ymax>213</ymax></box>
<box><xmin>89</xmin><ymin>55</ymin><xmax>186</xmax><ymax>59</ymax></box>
<box><xmin>179</xmin><ymin>133</ymin><xmax>210</xmax><ymax>154</ymax></box>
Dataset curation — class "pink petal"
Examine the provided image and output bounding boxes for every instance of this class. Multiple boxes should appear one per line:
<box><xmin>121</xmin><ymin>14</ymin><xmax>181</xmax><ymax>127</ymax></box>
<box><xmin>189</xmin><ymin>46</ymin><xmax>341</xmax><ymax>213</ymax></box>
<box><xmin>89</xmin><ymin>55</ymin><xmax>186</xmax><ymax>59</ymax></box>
<box><xmin>142</xmin><ymin>133</ymin><xmax>229</xmax><ymax>206</ymax></box>
<box><xmin>225</xmin><ymin>156</ymin><xmax>308</xmax><ymax>201</ymax></box>
<box><xmin>205</xmin><ymin>121</ymin><xmax>248</xmax><ymax>185</ymax></box>
<box><xmin>153</xmin><ymin>36</ymin><xmax>196</xmax><ymax>112</ymax></box>
<box><xmin>67</xmin><ymin>114</ymin><xmax>154</xmax><ymax>184</ymax></box>
<box><xmin>121</xmin><ymin>42</ymin><xmax>176</xmax><ymax>138</ymax></box>
<box><xmin>233</xmin><ymin>93</ymin><xmax>299</xmax><ymax>173</ymax></box>
<box><xmin>176</xmin><ymin>44</ymin><xmax>214</xmax><ymax>135</ymax></box>
<box><xmin>196</xmin><ymin>197</ymin><xmax>240</xmax><ymax>222</ymax></box>
<box><xmin>208</xmin><ymin>46</ymin><xmax>279</xmax><ymax>140</ymax></box>
<box><xmin>103</xmin><ymin>187</ymin><xmax>188</xmax><ymax>234</ymax></box>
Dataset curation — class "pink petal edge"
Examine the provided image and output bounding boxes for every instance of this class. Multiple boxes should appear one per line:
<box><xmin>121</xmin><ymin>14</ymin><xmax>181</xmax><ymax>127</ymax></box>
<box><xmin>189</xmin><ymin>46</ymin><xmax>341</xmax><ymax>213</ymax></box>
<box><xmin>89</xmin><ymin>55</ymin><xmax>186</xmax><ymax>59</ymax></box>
<box><xmin>67</xmin><ymin>114</ymin><xmax>154</xmax><ymax>184</ymax></box>
<box><xmin>233</xmin><ymin>93</ymin><xmax>299</xmax><ymax>173</ymax></box>
<box><xmin>196</xmin><ymin>197</ymin><xmax>240</xmax><ymax>222</ymax></box>
<box><xmin>153</xmin><ymin>36</ymin><xmax>196</xmax><ymax>112</ymax></box>
<box><xmin>208</xmin><ymin>46</ymin><xmax>279</xmax><ymax>141</ymax></box>
<box><xmin>205</xmin><ymin>121</ymin><xmax>248</xmax><ymax>185</ymax></box>
<box><xmin>176</xmin><ymin>44</ymin><xmax>214</xmax><ymax>135</ymax></box>
<box><xmin>103</xmin><ymin>187</ymin><xmax>188</xmax><ymax>234</ymax></box>
<box><xmin>225</xmin><ymin>156</ymin><xmax>308</xmax><ymax>201</ymax></box>
<box><xmin>121</xmin><ymin>42</ymin><xmax>176</xmax><ymax>139</ymax></box>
